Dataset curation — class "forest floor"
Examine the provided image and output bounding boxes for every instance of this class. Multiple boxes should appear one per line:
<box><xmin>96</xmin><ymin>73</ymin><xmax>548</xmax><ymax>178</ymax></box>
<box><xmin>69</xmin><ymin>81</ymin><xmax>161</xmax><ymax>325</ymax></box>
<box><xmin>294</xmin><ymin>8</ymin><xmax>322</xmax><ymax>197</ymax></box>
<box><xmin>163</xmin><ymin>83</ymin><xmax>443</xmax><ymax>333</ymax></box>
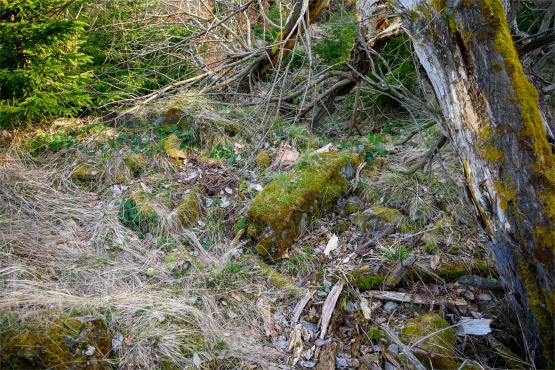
<box><xmin>0</xmin><ymin>93</ymin><xmax>529</xmax><ymax>369</ymax></box>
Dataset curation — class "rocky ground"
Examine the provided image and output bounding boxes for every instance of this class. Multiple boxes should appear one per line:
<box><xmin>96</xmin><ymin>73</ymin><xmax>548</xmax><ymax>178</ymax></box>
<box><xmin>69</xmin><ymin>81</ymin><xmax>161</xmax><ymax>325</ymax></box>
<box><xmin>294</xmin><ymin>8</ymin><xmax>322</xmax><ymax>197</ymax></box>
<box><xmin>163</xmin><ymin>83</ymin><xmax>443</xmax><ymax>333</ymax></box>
<box><xmin>0</xmin><ymin>94</ymin><xmax>528</xmax><ymax>369</ymax></box>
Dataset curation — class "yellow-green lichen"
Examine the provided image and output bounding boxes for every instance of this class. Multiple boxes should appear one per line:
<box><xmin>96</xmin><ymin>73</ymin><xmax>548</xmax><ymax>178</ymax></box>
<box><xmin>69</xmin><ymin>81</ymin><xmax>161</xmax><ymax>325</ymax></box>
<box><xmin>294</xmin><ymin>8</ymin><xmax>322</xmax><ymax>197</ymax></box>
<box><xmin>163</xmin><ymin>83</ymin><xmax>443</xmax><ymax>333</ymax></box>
<box><xmin>478</xmin><ymin>124</ymin><xmax>505</xmax><ymax>162</ymax></box>
<box><xmin>248</xmin><ymin>152</ymin><xmax>361</xmax><ymax>259</ymax></box>
<box><xmin>491</xmin><ymin>63</ymin><xmax>503</xmax><ymax>72</ymax></box>
<box><xmin>430</xmin><ymin>0</ymin><xmax>447</xmax><ymax>12</ymax></box>
<box><xmin>448</xmin><ymin>16</ymin><xmax>457</xmax><ymax>34</ymax></box>
<box><xmin>494</xmin><ymin>180</ymin><xmax>516</xmax><ymax>213</ymax></box>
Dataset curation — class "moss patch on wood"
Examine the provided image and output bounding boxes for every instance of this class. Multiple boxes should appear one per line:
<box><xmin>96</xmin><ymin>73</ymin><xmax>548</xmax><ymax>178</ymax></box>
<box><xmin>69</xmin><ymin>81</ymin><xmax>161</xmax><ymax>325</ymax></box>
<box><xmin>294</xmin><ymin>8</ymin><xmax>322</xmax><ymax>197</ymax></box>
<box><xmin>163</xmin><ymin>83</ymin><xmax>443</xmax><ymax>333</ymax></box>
<box><xmin>247</xmin><ymin>152</ymin><xmax>361</xmax><ymax>260</ymax></box>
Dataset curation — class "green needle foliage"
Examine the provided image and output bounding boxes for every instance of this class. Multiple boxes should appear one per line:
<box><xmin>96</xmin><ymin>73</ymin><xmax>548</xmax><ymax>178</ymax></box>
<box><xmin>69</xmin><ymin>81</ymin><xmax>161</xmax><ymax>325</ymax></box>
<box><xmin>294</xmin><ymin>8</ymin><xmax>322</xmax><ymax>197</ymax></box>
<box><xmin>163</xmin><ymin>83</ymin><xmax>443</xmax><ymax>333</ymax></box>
<box><xmin>0</xmin><ymin>0</ymin><xmax>92</xmax><ymax>127</ymax></box>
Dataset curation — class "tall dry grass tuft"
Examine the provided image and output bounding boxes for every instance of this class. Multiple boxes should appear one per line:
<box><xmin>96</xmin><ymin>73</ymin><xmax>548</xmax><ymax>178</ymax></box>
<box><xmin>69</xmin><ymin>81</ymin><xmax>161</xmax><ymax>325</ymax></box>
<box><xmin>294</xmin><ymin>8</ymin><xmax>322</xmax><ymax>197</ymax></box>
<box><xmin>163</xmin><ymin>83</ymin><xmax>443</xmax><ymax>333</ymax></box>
<box><xmin>0</xmin><ymin>150</ymin><xmax>284</xmax><ymax>369</ymax></box>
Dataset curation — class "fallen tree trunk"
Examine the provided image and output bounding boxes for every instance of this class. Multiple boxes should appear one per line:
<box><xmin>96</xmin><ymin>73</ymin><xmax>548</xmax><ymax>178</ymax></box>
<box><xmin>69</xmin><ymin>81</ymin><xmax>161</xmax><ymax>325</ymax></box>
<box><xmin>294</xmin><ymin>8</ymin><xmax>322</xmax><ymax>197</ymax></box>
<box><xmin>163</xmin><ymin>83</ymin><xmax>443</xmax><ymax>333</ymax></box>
<box><xmin>398</xmin><ymin>0</ymin><xmax>554</xmax><ymax>366</ymax></box>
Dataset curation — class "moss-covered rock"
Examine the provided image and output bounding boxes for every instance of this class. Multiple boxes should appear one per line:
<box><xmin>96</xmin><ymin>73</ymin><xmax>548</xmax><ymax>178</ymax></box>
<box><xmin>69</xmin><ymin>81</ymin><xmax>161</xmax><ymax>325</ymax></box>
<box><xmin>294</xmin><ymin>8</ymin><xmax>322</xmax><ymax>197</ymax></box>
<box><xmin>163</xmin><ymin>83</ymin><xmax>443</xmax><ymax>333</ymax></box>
<box><xmin>175</xmin><ymin>190</ymin><xmax>199</xmax><ymax>227</ymax></box>
<box><xmin>340</xmin><ymin>196</ymin><xmax>365</xmax><ymax>215</ymax></box>
<box><xmin>1</xmin><ymin>315</ymin><xmax>111</xmax><ymax>369</ymax></box>
<box><xmin>350</xmin><ymin>205</ymin><xmax>408</xmax><ymax>232</ymax></box>
<box><xmin>247</xmin><ymin>152</ymin><xmax>361</xmax><ymax>260</ymax></box>
<box><xmin>155</xmin><ymin>106</ymin><xmax>190</xmax><ymax>127</ymax></box>
<box><xmin>71</xmin><ymin>164</ymin><xmax>98</xmax><ymax>182</ymax></box>
<box><xmin>400</xmin><ymin>312</ymin><xmax>457</xmax><ymax>369</ymax></box>
<box><xmin>124</xmin><ymin>152</ymin><xmax>146</xmax><ymax>176</ymax></box>
<box><xmin>223</xmin><ymin>122</ymin><xmax>241</xmax><ymax>136</ymax></box>
<box><xmin>255</xmin><ymin>151</ymin><xmax>271</xmax><ymax>168</ymax></box>
<box><xmin>162</xmin><ymin>134</ymin><xmax>187</xmax><ymax>160</ymax></box>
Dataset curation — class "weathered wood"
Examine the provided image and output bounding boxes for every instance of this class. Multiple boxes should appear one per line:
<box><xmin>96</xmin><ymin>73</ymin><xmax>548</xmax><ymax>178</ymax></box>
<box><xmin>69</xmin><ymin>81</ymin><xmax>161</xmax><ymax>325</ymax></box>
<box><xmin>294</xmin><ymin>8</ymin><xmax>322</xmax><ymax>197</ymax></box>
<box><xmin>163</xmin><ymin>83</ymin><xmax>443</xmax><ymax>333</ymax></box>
<box><xmin>368</xmin><ymin>290</ymin><xmax>468</xmax><ymax>307</ymax></box>
<box><xmin>398</xmin><ymin>0</ymin><xmax>554</xmax><ymax>366</ymax></box>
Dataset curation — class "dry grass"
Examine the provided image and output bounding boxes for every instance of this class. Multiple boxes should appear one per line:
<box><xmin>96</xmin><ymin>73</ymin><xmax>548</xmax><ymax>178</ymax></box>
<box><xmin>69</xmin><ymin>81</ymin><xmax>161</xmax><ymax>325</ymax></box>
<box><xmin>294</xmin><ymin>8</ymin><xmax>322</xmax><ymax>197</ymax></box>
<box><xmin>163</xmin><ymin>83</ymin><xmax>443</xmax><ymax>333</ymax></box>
<box><xmin>0</xmin><ymin>148</ymin><xmax>287</xmax><ymax>369</ymax></box>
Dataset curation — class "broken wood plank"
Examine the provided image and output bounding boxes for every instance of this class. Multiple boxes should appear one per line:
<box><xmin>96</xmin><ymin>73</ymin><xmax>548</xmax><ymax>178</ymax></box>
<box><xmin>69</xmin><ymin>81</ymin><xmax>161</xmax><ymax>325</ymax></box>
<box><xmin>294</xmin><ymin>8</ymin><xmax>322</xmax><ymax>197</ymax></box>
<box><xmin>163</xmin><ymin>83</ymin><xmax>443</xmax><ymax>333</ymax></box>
<box><xmin>292</xmin><ymin>289</ymin><xmax>315</xmax><ymax>326</ymax></box>
<box><xmin>456</xmin><ymin>318</ymin><xmax>492</xmax><ymax>336</ymax></box>
<box><xmin>368</xmin><ymin>290</ymin><xmax>467</xmax><ymax>307</ymax></box>
<box><xmin>319</xmin><ymin>280</ymin><xmax>345</xmax><ymax>340</ymax></box>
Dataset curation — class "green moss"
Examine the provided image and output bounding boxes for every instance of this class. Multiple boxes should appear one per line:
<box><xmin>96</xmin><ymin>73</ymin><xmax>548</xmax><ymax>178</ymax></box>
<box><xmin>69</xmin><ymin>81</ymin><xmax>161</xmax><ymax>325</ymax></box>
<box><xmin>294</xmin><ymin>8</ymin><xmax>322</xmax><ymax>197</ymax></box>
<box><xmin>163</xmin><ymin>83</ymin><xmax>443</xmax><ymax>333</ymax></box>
<box><xmin>1</xmin><ymin>314</ymin><xmax>111</xmax><ymax>369</ymax></box>
<box><xmin>348</xmin><ymin>266</ymin><xmax>385</xmax><ymax>290</ymax></box>
<box><xmin>175</xmin><ymin>190</ymin><xmax>199</xmax><ymax>227</ymax></box>
<box><xmin>255</xmin><ymin>151</ymin><xmax>271</xmax><ymax>168</ymax></box>
<box><xmin>343</xmin><ymin>197</ymin><xmax>363</xmax><ymax>215</ymax></box>
<box><xmin>223</xmin><ymin>122</ymin><xmax>241</xmax><ymax>136</ymax></box>
<box><xmin>248</xmin><ymin>152</ymin><xmax>361</xmax><ymax>259</ymax></box>
<box><xmin>369</xmin><ymin>326</ymin><xmax>384</xmax><ymax>341</ymax></box>
<box><xmin>251</xmin><ymin>256</ymin><xmax>299</xmax><ymax>291</ymax></box>
<box><xmin>351</xmin><ymin>206</ymin><xmax>409</xmax><ymax>232</ymax></box>
<box><xmin>400</xmin><ymin>313</ymin><xmax>457</xmax><ymax>369</ymax></box>
<box><xmin>159</xmin><ymin>106</ymin><xmax>189</xmax><ymax>127</ymax></box>
<box><xmin>71</xmin><ymin>164</ymin><xmax>98</xmax><ymax>182</ymax></box>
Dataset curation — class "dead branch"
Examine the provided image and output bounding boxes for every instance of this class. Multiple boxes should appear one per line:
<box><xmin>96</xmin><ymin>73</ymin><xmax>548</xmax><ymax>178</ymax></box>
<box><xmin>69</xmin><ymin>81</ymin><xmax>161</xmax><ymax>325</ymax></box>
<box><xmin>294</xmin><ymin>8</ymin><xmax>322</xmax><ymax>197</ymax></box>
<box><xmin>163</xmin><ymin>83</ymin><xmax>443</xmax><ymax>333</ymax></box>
<box><xmin>403</xmin><ymin>135</ymin><xmax>448</xmax><ymax>174</ymax></box>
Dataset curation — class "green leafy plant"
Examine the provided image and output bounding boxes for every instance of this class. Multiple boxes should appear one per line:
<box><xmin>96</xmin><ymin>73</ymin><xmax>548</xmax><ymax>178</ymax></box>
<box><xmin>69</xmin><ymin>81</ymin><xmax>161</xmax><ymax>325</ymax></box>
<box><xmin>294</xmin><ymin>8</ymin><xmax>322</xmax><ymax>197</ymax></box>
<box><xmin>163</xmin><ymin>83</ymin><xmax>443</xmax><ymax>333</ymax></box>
<box><xmin>382</xmin><ymin>245</ymin><xmax>412</xmax><ymax>261</ymax></box>
<box><xmin>365</xmin><ymin>133</ymin><xmax>387</xmax><ymax>163</ymax></box>
<box><xmin>25</xmin><ymin>131</ymin><xmax>77</xmax><ymax>155</ymax></box>
<box><xmin>209</xmin><ymin>143</ymin><xmax>235</xmax><ymax>162</ymax></box>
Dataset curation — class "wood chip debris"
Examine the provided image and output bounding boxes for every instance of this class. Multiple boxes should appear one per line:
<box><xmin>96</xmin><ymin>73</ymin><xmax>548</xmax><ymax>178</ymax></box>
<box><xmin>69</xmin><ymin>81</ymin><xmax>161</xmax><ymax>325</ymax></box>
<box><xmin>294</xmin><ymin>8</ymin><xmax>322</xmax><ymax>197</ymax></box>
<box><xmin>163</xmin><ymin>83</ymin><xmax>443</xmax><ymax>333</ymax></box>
<box><xmin>319</xmin><ymin>280</ymin><xmax>345</xmax><ymax>340</ymax></box>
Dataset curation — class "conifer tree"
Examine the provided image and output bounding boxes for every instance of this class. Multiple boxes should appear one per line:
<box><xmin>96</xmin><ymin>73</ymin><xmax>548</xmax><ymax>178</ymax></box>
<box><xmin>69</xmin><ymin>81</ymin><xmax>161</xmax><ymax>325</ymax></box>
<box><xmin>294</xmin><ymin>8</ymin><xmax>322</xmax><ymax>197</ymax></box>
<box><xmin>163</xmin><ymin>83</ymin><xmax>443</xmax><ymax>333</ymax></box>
<box><xmin>0</xmin><ymin>0</ymin><xmax>92</xmax><ymax>127</ymax></box>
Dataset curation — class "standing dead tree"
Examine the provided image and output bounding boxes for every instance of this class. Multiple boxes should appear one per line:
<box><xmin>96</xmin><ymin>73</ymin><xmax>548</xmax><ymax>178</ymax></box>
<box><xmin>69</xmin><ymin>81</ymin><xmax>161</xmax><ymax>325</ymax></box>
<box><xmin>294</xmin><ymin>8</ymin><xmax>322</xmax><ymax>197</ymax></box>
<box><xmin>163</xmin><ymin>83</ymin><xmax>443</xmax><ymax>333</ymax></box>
<box><xmin>398</xmin><ymin>0</ymin><xmax>554</xmax><ymax>366</ymax></box>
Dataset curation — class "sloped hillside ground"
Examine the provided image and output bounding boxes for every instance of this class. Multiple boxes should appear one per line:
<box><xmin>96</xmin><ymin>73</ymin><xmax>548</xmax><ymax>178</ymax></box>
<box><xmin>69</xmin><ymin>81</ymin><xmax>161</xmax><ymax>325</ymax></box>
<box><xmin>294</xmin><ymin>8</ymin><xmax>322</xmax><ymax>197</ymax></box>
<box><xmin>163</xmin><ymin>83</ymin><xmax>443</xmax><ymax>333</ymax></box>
<box><xmin>0</xmin><ymin>94</ymin><xmax>528</xmax><ymax>369</ymax></box>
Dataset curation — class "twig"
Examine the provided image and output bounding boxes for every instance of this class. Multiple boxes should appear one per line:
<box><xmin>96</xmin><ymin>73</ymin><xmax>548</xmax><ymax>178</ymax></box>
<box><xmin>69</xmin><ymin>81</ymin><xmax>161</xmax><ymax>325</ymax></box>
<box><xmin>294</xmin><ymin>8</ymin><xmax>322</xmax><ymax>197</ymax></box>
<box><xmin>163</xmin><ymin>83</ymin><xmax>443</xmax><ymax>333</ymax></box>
<box><xmin>379</xmin><ymin>324</ymin><xmax>427</xmax><ymax>370</ymax></box>
<box><xmin>403</xmin><ymin>134</ymin><xmax>448</xmax><ymax>174</ymax></box>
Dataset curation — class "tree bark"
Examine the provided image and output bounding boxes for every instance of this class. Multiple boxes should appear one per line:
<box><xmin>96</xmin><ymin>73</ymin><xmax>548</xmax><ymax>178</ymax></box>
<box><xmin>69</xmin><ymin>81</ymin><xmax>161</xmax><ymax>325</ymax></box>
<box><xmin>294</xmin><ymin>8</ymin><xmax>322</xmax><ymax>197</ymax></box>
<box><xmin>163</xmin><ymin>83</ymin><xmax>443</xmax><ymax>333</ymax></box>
<box><xmin>398</xmin><ymin>0</ymin><xmax>554</xmax><ymax>366</ymax></box>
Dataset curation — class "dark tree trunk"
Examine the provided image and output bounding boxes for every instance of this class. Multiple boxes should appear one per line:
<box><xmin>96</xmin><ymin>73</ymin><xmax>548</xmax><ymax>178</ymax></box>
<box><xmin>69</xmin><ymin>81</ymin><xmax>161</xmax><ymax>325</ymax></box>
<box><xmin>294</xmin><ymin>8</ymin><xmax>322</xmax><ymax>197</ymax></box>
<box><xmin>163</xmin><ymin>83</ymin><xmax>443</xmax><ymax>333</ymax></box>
<box><xmin>398</xmin><ymin>0</ymin><xmax>554</xmax><ymax>366</ymax></box>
